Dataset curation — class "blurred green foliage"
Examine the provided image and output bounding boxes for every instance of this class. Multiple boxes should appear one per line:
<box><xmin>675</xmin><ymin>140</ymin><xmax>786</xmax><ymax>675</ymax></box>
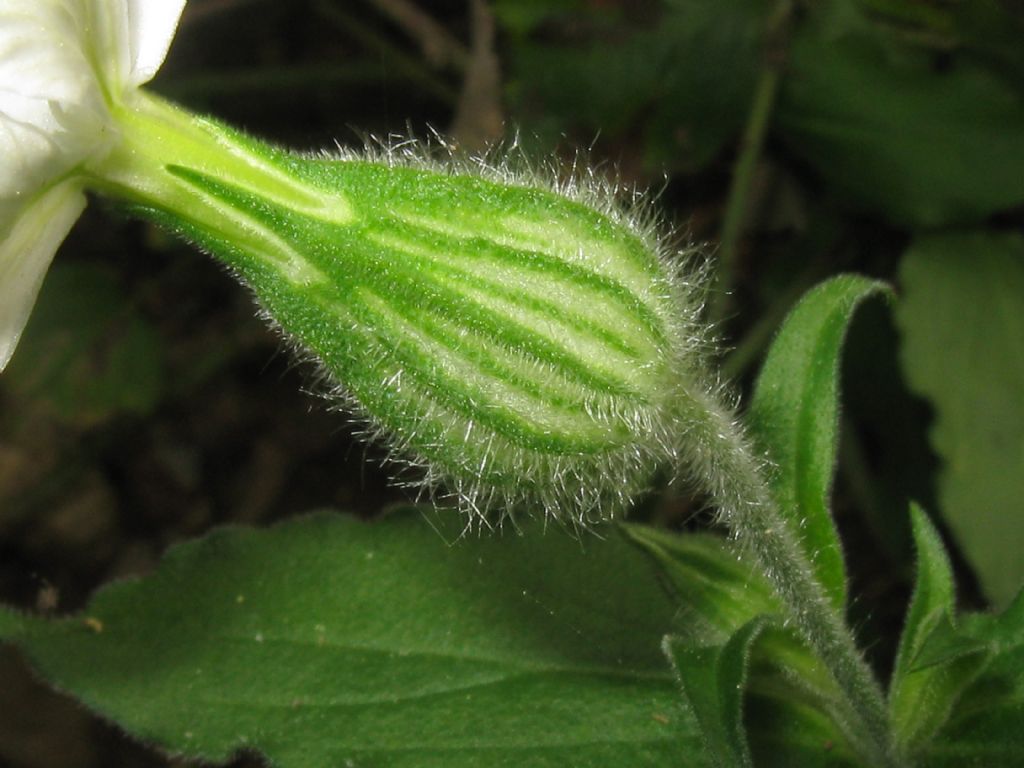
<box><xmin>4</xmin><ymin>263</ymin><xmax>163</xmax><ymax>427</ymax></box>
<box><xmin>897</xmin><ymin>233</ymin><xmax>1024</xmax><ymax>608</ymax></box>
<box><xmin>779</xmin><ymin>1</ymin><xmax>1024</xmax><ymax>228</ymax></box>
<box><xmin>502</xmin><ymin>0</ymin><xmax>771</xmax><ymax>171</ymax></box>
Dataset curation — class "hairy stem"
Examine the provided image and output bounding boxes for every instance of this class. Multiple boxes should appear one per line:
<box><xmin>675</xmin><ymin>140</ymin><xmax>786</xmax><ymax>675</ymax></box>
<box><xmin>678</xmin><ymin>382</ymin><xmax>900</xmax><ymax>767</ymax></box>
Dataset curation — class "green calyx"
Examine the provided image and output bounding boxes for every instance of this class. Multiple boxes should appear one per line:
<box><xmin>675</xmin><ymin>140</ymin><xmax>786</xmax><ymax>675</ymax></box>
<box><xmin>89</xmin><ymin>94</ymin><xmax>708</xmax><ymax>524</ymax></box>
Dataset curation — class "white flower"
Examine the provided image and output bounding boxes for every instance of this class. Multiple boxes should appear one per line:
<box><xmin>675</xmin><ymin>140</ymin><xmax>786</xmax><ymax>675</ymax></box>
<box><xmin>0</xmin><ymin>0</ymin><xmax>186</xmax><ymax>370</ymax></box>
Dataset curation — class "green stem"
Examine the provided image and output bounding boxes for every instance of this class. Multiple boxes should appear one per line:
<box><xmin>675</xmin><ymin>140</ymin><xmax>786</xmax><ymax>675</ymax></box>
<box><xmin>678</xmin><ymin>383</ymin><xmax>900</xmax><ymax>767</ymax></box>
<box><xmin>709</xmin><ymin>0</ymin><xmax>793</xmax><ymax>327</ymax></box>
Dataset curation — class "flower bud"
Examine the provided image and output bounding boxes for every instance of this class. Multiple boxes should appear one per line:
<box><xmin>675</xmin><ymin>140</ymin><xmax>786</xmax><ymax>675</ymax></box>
<box><xmin>90</xmin><ymin>97</ymin><xmax>708</xmax><ymax>524</ymax></box>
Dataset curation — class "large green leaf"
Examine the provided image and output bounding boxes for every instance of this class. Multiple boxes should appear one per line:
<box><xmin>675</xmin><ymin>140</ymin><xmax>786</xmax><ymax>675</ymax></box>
<box><xmin>889</xmin><ymin>506</ymin><xmax>989</xmax><ymax>755</ymax></box>
<box><xmin>777</xmin><ymin>4</ymin><xmax>1024</xmax><ymax>228</ymax></box>
<box><xmin>748</xmin><ymin>274</ymin><xmax>890</xmax><ymax>612</ymax></box>
<box><xmin>895</xmin><ymin>232</ymin><xmax>1024</xmax><ymax>608</ymax></box>
<box><xmin>0</xmin><ymin>511</ymin><xmax>706</xmax><ymax>768</ymax></box>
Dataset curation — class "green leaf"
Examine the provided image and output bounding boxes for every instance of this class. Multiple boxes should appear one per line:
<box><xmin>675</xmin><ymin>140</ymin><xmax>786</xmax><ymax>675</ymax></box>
<box><xmin>884</xmin><ymin>505</ymin><xmax>1024</xmax><ymax>764</ymax></box>
<box><xmin>892</xmin><ymin>505</ymin><xmax>956</xmax><ymax>675</ymax></box>
<box><xmin>895</xmin><ymin>232</ymin><xmax>1024</xmax><ymax>608</ymax></box>
<box><xmin>748</xmin><ymin>274</ymin><xmax>891</xmax><ymax>612</ymax></box>
<box><xmin>3</xmin><ymin>263</ymin><xmax>163</xmax><ymax>426</ymax></box>
<box><xmin>889</xmin><ymin>506</ymin><xmax>989</xmax><ymax>754</ymax></box>
<box><xmin>625</xmin><ymin>525</ymin><xmax>861</xmax><ymax>766</ymax></box>
<box><xmin>0</xmin><ymin>510</ymin><xmax>707</xmax><ymax>768</ymax></box>
<box><xmin>663</xmin><ymin>617</ymin><xmax>771</xmax><ymax>768</ymax></box>
<box><xmin>920</xmin><ymin>591</ymin><xmax>1024</xmax><ymax>766</ymax></box>
<box><xmin>777</xmin><ymin>5</ymin><xmax>1024</xmax><ymax>227</ymax></box>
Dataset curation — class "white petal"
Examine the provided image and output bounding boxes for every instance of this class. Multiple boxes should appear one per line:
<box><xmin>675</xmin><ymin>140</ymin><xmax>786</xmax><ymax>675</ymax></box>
<box><xmin>0</xmin><ymin>181</ymin><xmax>86</xmax><ymax>371</ymax></box>
<box><xmin>124</xmin><ymin>0</ymin><xmax>187</xmax><ymax>88</ymax></box>
<box><xmin>86</xmin><ymin>0</ymin><xmax>133</xmax><ymax>97</ymax></box>
<box><xmin>0</xmin><ymin>1</ymin><xmax>109</xmax><ymax>199</ymax></box>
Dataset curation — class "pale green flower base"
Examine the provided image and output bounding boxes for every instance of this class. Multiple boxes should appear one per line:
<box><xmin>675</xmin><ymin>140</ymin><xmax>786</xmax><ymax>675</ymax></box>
<box><xmin>89</xmin><ymin>92</ymin><xmax>704</xmax><ymax>525</ymax></box>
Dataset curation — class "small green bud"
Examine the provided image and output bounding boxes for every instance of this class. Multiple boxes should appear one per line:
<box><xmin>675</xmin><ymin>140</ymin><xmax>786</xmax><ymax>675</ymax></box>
<box><xmin>92</xmin><ymin>95</ymin><xmax>711</xmax><ymax>525</ymax></box>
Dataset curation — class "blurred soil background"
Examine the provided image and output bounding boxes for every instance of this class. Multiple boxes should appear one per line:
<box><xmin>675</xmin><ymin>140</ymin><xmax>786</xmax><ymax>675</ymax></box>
<box><xmin>2</xmin><ymin>0</ymin><xmax>1024</xmax><ymax>765</ymax></box>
